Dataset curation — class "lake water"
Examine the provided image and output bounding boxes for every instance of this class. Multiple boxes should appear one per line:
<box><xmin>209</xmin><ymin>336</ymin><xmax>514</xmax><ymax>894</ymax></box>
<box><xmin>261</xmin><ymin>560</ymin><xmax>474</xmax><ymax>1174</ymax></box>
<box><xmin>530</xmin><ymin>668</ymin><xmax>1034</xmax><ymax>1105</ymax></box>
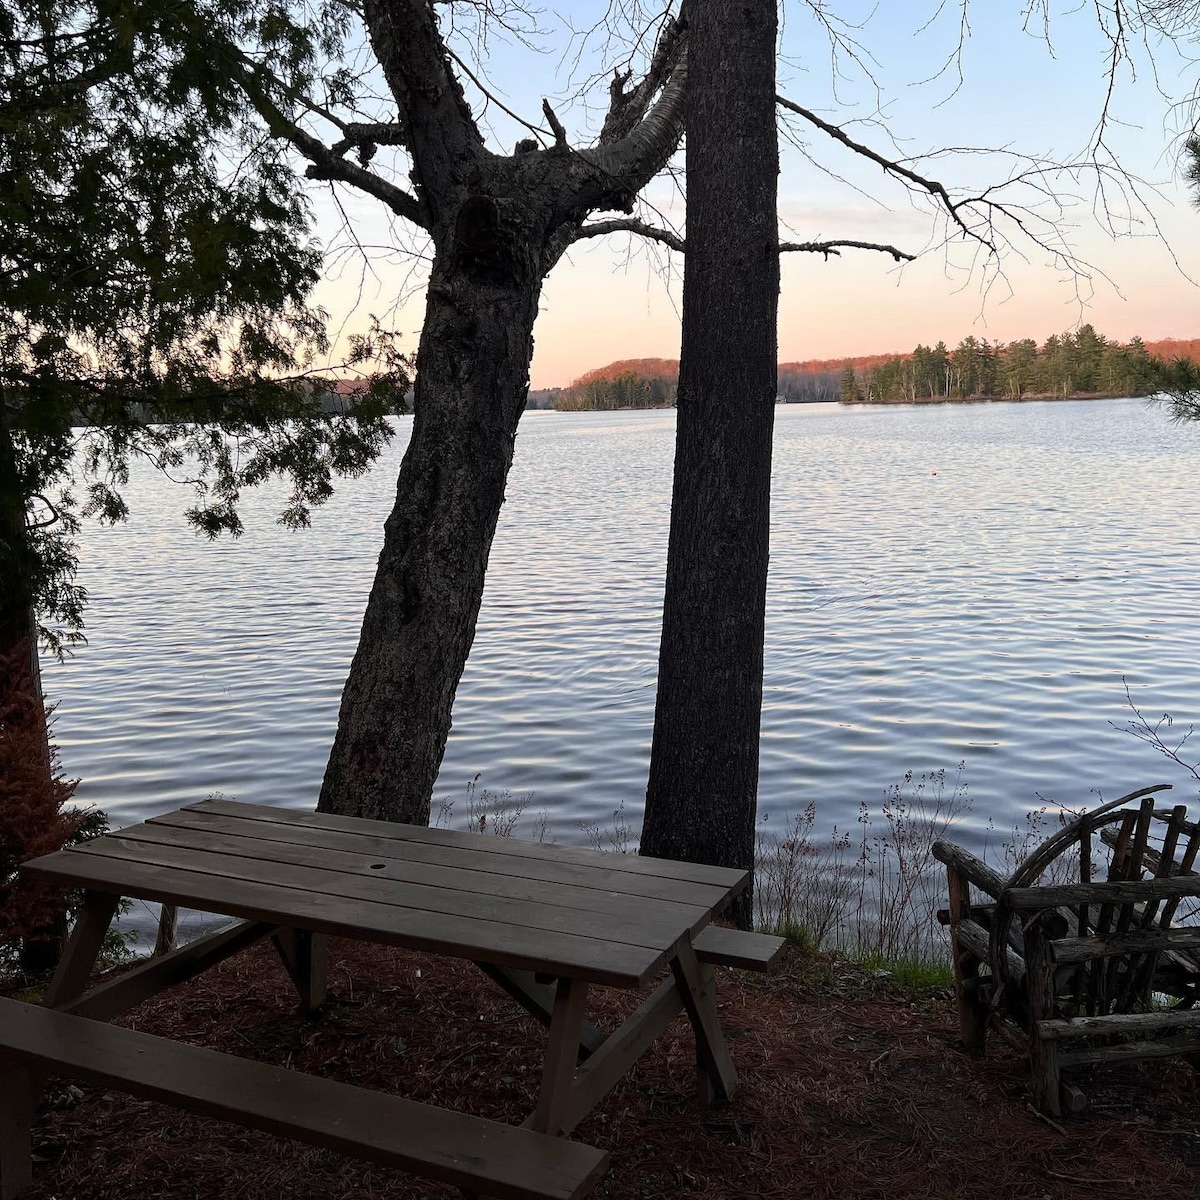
<box><xmin>41</xmin><ymin>398</ymin><xmax>1200</xmax><ymax>872</ymax></box>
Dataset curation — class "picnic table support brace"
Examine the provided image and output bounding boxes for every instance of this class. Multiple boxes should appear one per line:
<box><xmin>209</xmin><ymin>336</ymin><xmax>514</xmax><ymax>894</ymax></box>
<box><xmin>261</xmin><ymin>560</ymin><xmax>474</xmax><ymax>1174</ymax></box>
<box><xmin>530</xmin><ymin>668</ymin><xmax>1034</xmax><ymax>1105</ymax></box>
<box><xmin>477</xmin><ymin>964</ymin><xmax>606</xmax><ymax>1059</ymax></box>
<box><xmin>62</xmin><ymin>921</ymin><xmax>276</xmax><ymax>1022</ymax></box>
<box><xmin>672</xmin><ymin>939</ymin><xmax>737</xmax><ymax>1105</ymax></box>
<box><xmin>43</xmin><ymin>892</ymin><xmax>120</xmax><ymax>1010</ymax></box>
<box><xmin>565</xmin><ymin>976</ymin><xmax>685</xmax><ymax>1132</ymax></box>
<box><xmin>272</xmin><ymin>929</ymin><xmax>328</xmax><ymax>1015</ymax></box>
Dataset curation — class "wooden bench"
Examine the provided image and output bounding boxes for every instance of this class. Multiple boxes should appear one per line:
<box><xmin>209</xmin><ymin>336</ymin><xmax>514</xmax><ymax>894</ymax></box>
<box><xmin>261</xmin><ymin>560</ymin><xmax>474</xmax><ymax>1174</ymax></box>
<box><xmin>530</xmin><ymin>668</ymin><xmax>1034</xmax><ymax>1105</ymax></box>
<box><xmin>0</xmin><ymin>998</ymin><xmax>608</xmax><ymax>1200</ymax></box>
<box><xmin>692</xmin><ymin>926</ymin><xmax>787</xmax><ymax>972</ymax></box>
<box><xmin>933</xmin><ymin>784</ymin><xmax>1200</xmax><ymax>1116</ymax></box>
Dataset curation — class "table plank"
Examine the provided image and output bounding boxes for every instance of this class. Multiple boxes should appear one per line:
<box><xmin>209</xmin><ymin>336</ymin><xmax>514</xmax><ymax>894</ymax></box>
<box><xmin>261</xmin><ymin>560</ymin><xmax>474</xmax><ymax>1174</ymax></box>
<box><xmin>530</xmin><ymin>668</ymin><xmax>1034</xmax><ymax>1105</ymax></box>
<box><xmin>191</xmin><ymin>799</ymin><xmax>748</xmax><ymax>893</ymax></box>
<box><xmin>23</xmin><ymin>848</ymin><xmax>668</xmax><ymax>988</ymax></box>
<box><xmin>130</xmin><ymin>816</ymin><xmax>711</xmax><ymax>931</ymax></box>
<box><xmin>149</xmin><ymin>808</ymin><xmax>734</xmax><ymax>914</ymax></box>
<box><xmin>65</xmin><ymin>834</ymin><xmax>695</xmax><ymax>953</ymax></box>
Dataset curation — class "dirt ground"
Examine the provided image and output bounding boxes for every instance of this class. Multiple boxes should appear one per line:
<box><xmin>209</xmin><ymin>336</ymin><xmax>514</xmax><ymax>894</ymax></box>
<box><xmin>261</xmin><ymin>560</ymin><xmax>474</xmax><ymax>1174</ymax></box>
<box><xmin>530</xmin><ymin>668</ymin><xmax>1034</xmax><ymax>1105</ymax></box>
<box><xmin>8</xmin><ymin>938</ymin><xmax>1200</xmax><ymax>1200</ymax></box>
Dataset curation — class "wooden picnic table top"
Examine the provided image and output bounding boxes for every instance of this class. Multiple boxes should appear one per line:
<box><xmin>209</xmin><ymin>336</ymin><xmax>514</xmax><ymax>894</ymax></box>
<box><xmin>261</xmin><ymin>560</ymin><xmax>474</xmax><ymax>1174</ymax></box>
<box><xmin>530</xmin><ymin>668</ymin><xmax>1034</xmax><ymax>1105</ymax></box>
<box><xmin>22</xmin><ymin>799</ymin><xmax>748</xmax><ymax>989</ymax></box>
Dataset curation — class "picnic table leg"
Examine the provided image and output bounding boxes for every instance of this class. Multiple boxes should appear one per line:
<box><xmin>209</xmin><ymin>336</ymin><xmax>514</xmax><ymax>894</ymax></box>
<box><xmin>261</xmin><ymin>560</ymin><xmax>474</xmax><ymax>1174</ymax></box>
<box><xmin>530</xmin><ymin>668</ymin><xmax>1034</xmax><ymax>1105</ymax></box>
<box><xmin>531</xmin><ymin>977</ymin><xmax>588</xmax><ymax>1136</ymax></box>
<box><xmin>0</xmin><ymin>1066</ymin><xmax>33</xmax><ymax>1200</ymax></box>
<box><xmin>271</xmin><ymin>929</ymin><xmax>328</xmax><ymax>1015</ymax></box>
<box><xmin>43</xmin><ymin>892</ymin><xmax>120</xmax><ymax>1010</ymax></box>
<box><xmin>672</xmin><ymin>939</ymin><xmax>737</xmax><ymax>1105</ymax></box>
<box><xmin>475</xmin><ymin>964</ymin><xmax>606</xmax><ymax>1059</ymax></box>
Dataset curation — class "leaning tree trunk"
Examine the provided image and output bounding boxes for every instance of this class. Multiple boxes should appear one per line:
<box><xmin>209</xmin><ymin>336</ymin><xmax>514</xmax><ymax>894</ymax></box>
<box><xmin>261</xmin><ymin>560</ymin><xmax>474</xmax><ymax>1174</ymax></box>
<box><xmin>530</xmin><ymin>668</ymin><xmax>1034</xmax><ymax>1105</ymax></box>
<box><xmin>640</xmin><ymin>0</ymin><xmax>779</xmax><ymax>930</ymax></box>
<box><xmin>318</xmin><ymin>242</ymin><xmax>543</xmax><ymax>825</ymax></box>
<box><xmin>307</xmin><ymin>0</ymin><xmax>686</xmax><ymax>826</ymax></box>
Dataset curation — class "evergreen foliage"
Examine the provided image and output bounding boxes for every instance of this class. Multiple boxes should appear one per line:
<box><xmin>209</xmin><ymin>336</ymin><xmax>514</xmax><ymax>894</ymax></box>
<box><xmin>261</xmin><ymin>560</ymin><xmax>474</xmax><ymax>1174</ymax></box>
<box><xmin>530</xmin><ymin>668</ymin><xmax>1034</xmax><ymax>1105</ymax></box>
<box><xmin>556</xmin><ymin>371</ymin><xmax>677</xmax><ymax>410</ymax></box>
<box><xmin>843</xmin><ymin>326</ymin><xmax>1162</xmax><ymax>403</ymax></box>
<box><xmin>0</xmin><ymin>0</ymin><xmax>408</xmax><ymax>653</ymax></box>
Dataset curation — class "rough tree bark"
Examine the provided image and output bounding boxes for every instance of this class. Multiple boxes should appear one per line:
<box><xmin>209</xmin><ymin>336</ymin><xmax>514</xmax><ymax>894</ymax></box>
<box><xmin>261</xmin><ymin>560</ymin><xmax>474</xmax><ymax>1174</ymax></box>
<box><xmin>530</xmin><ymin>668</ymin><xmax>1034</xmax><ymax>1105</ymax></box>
<box><xmin>310</xmin><ymin>0</ymin><xmax>689</xmax><ymax>823</ymax></box>
<box><xmin>640</xmin><ymin>0</ymin><xmax>779</xmax><ymax>928</ymax></box>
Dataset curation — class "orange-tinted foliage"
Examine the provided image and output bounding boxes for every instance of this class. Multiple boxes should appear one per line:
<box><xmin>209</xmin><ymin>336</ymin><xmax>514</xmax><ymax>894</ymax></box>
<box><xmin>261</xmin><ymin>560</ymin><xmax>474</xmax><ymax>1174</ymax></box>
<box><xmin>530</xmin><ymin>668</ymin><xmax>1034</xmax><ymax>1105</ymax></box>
<box><xmin>1143</xmin><ymin>337</ymin><xmax>1200</xmax><ymax>362</ymax></box>
<box><xmin>571</xmin><ymin>334</ymin><xmax>1200</xmax><ymax>388</ymax></box>
<box><xmin>570</xmin><ymin>358</ymin><xmax>680</xmax><ymax>386</ymax></box>
<box><xmin>780</xmin><ymin>353</ymin><xmax>909</xmax><ymax>374</ymax></box>
<box><xmin>0</xmin><ymin>641</ymin><xmax>81</xmax><ymax>950</ymax></box>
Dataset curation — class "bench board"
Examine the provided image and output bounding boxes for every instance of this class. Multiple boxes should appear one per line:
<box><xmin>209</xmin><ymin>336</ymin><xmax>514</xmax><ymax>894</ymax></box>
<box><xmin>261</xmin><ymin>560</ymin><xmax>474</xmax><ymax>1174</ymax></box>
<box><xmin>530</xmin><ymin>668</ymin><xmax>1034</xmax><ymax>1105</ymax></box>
<box><xmin>692</xmin><ymin>927</ymin><xmax>786</xmax><ymax>971</ymax></box>
<box><xmin>0</xmin><ymin>999</ymin><xmax>607</xmax><ymax>1200</ymax></box>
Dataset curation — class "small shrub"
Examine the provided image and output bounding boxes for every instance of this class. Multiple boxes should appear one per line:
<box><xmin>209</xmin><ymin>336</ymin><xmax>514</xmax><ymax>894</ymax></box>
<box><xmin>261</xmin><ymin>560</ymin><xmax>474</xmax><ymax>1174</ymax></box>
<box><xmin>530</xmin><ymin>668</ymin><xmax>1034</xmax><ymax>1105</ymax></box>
<box><xmin>757</xmin><ymin>764</ymin><xmax>972</xmax><ymax>966</ymax></box>
<box><xmin>581</xmin><ymin>798</ymin><xmax>636</xmax><ymax>854</ymax></box>
<box><xmin>435</xmin><ymin>774</ymin><xmax>549</xmax><ymax>841</ymax></box>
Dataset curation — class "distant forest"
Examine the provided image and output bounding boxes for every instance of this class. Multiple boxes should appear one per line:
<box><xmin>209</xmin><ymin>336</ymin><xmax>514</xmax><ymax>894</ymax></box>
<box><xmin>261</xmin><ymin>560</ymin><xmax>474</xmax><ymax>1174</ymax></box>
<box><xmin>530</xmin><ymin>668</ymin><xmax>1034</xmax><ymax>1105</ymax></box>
<box><xmin>539</xmin><ymin>330</ymin><xmax>1199</xmax><ymax>410</ymax></box>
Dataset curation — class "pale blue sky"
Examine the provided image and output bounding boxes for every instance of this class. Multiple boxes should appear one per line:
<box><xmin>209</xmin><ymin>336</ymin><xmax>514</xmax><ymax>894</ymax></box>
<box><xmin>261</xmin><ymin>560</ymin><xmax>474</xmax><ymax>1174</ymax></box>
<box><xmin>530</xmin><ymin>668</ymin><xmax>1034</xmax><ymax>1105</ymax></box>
<box><xmin>305</xmin><ymin>2</ymin><xmax>1200</xmax><ymax>387</ymax></box>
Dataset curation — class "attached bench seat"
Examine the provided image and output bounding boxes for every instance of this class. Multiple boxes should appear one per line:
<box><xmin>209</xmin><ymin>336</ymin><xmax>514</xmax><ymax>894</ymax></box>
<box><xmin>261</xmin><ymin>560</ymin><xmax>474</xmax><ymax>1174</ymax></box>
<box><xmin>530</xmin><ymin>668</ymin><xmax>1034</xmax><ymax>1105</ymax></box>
<box><xmin>0</xmin><ymin>998</ymin><xmax>608</xmax><ymax>1200</ymax></box>
<box><xmin>692</xmin><ymin>926</ymin><xmax>786</xmax><ymax>972</ymax></box>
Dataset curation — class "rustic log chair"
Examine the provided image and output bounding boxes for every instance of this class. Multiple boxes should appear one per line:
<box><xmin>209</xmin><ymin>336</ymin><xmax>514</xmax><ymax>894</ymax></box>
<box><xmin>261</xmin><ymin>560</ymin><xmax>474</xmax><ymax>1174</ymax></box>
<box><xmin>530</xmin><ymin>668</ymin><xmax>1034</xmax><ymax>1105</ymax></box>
<box><xmin>933</xmin><ymin>784</ymin><xmax>1200</xmax><ymax>1116</ymax></box>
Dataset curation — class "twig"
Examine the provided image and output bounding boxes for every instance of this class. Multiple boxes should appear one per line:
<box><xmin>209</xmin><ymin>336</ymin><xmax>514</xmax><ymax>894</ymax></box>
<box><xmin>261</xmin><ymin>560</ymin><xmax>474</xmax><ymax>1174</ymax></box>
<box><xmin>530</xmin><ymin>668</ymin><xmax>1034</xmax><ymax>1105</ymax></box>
<box><xmin>1046</xmin><ymin>1170</ymin><xmax>1134</xmax><ymax>1185</ymax></box>
<box><xmin>1025</xmin><ymin>1102</ymin><xmax>1067</xmax><ymax>1135</ymax></box>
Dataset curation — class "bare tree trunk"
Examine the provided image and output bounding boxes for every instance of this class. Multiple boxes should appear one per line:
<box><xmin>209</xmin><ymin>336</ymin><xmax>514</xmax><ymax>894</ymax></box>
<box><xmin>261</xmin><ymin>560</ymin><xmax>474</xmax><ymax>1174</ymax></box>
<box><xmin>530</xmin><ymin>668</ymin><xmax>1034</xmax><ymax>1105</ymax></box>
<box><xmin>640</xmin><ymin>0</ymin><xmax>779</xmax><ymax>930</ymax></box>
<box><xmin>318</xmin><ymin>250</ymin><xmax>541</xmax><ymax>824</ymax></box>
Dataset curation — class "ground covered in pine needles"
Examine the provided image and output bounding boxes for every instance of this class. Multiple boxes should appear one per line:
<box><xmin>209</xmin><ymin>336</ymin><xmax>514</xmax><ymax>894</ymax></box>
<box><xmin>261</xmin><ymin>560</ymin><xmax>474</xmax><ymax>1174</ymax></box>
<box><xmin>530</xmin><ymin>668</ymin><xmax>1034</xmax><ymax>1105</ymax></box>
<box><xmin>7</xmin><ymin>937</ymin><xmax>1200</xmax><ymax>1200</ymax></box>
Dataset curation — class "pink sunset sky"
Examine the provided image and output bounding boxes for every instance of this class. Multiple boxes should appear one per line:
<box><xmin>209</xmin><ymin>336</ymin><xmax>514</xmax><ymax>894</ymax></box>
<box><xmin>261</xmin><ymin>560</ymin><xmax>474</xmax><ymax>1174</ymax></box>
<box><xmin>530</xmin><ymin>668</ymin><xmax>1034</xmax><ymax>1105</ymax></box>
<box><xmin>307</xmin><ymin>3</ymin><xmax>1200</xmax><ymax>390</ymax></box>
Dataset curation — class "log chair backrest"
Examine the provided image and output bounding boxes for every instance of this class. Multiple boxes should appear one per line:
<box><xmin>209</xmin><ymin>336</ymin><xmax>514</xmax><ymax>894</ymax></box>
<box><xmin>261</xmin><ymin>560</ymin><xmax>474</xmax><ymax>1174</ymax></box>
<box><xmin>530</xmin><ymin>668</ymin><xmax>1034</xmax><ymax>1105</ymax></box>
<box><xmin>990</xmin><ymin>785</ymin><xmax>1176</xmax><ymax>1015</ymax></box>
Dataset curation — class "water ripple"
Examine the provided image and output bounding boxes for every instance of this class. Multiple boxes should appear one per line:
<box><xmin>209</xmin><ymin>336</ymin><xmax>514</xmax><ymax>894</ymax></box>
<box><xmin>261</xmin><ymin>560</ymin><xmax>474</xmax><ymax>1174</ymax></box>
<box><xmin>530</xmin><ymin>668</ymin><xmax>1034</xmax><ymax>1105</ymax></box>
<box><xmin>41</xmin><ymin>398</ymin><xmax>1200</xmax><ymax>863</ymax></box>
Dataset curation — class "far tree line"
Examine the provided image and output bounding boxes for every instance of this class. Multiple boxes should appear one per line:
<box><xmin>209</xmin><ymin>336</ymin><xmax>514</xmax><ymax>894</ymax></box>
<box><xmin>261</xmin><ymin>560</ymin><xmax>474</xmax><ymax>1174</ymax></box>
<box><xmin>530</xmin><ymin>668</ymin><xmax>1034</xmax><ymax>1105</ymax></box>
<box><xmin>546</xmin><ymin>325</ymin><xmax>1180</xmax><ymax>412</ymax></box>
<box><xmin>843</xmin><ymin>327</ymin><xmax>1163</xmax><ymax>404</ymax></box>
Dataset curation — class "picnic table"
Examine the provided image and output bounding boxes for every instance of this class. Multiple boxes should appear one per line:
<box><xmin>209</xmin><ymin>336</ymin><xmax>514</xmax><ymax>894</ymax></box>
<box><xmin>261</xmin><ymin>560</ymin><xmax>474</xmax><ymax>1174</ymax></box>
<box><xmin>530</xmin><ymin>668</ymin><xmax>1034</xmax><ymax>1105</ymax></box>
<box><xmin>1</xmin><ymin>798</ymin><xmax>783</xmax><ymax>1199</ymax></box>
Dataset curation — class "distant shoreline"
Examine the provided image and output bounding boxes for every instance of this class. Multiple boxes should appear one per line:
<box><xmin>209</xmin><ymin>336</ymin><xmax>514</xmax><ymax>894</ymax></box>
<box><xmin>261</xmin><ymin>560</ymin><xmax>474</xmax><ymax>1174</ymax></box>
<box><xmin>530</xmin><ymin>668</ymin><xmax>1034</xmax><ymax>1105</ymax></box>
<box><xmin>840</xmin><ymin>390</ymin><xmax>1145</xmax><ymax>407</ymax></box>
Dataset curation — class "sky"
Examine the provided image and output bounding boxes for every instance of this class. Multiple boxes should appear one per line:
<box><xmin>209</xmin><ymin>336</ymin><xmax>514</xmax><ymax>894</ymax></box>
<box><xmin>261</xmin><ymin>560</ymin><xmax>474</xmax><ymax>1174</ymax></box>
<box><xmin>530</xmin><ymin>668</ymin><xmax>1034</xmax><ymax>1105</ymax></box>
<box><xmin>304</xmin><ymin>3</ymin><xmax>1200</xmax><ymax>389</ymax></box>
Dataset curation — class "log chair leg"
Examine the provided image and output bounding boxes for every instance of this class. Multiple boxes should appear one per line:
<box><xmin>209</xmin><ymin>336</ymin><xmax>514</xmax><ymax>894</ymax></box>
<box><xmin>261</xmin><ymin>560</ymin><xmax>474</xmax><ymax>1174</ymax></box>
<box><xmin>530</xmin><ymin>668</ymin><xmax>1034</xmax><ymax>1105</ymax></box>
<box><xmin>1025</xmin><ymin>919</ymin><xmax>1062</xmax><ymax>1118</ymax></box>
<box><xmin>946</xmin><ymin>867</ymin><xmax>987</xmax><ymax>1054</ymax></box>
<box><xmin>0</xmin><ymin>1066</ymin><xmax>34</xmax><ymax>1200</ymax></box>
<box><xmin>531</xmin><ymin>976</ymin><xmax>587</xmax><ymax>1136</ymax></box>
<box><xmin>271</xmin><ymin>929</ymin><xmax>328</xmax><ymax>1015</ymax></box>
<box><xmin>672</xmin><ymin>939</ymin><xmax>737</xmax><ymax>1106</ymax></box>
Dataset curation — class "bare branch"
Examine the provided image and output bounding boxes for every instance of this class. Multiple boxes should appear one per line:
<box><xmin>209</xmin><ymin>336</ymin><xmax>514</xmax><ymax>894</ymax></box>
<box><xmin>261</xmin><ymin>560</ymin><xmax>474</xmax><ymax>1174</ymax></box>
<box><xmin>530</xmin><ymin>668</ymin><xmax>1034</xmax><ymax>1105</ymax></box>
<box><xmin>575</xmin><ymin>224</ymin><xmax>913</xmax><ymax>262</ymax></box>
<box><xmin>599</xmin><ymin>9</ymin><xmax>687</xmax><ymax>145</ymax></box>
<box><xmin>542</xmin><ymin>98</ymin><xmax>569</xmax><ymax>149</ymax></box>
<box><xmin>444</xmin><ymin>43</ymin><xmax>549</xmax><ymax>142</ymax></box>
<box><xmin>780</xmin><ymin>239</ymin><xmax>915</xmax><ymax>262</ymax></box>
<box><xmin>330</xmin><ymin>122</ymin><xmax>410</xmax><ymax>158</ymax></box>
<box><xmin>232</xmin><ymin>61</ymin><xmax>426</xmax><ymax>227</ymax></box>
<box><xmin>574</xmin><ymin>217</ymin><xmax>684</xmax><ymax>251</ymax></box>
<box><xmin>583</xmin><ymin>45</ymin><xmax>688</xmax><ymax>207</ymax></box>
<box><xmin>776</xmin><ymin>92</ymin><xmax>989</xmax><ymax>250</ymax></box>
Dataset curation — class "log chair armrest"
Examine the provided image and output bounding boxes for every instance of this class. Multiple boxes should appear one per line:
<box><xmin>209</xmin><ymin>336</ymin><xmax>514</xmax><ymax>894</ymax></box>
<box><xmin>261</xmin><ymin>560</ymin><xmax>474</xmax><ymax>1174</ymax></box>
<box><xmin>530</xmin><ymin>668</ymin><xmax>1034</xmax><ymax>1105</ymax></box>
<box><xmin>932</xmin><ymin>840</ymin><xmax>1006</xmax><ymax>900</ymax></box>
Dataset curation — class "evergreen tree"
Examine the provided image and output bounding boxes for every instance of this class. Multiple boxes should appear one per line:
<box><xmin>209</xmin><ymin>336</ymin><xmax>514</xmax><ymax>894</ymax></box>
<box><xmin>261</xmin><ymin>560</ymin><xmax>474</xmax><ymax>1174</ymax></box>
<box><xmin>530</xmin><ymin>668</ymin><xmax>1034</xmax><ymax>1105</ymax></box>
<box><xmin>1</xmin><ymin>0</ymin><xmax>405</xmax><ymax>964</ymax></box>
<box><xmin>839</xmin><ymin>363</ymin><xmax>861</xmax><ymax>403</ymax></box>
<box><xmin>1003</xmin><ymin>339</ymin><xmax>1039</xmax><ymax>398</ymax></box>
